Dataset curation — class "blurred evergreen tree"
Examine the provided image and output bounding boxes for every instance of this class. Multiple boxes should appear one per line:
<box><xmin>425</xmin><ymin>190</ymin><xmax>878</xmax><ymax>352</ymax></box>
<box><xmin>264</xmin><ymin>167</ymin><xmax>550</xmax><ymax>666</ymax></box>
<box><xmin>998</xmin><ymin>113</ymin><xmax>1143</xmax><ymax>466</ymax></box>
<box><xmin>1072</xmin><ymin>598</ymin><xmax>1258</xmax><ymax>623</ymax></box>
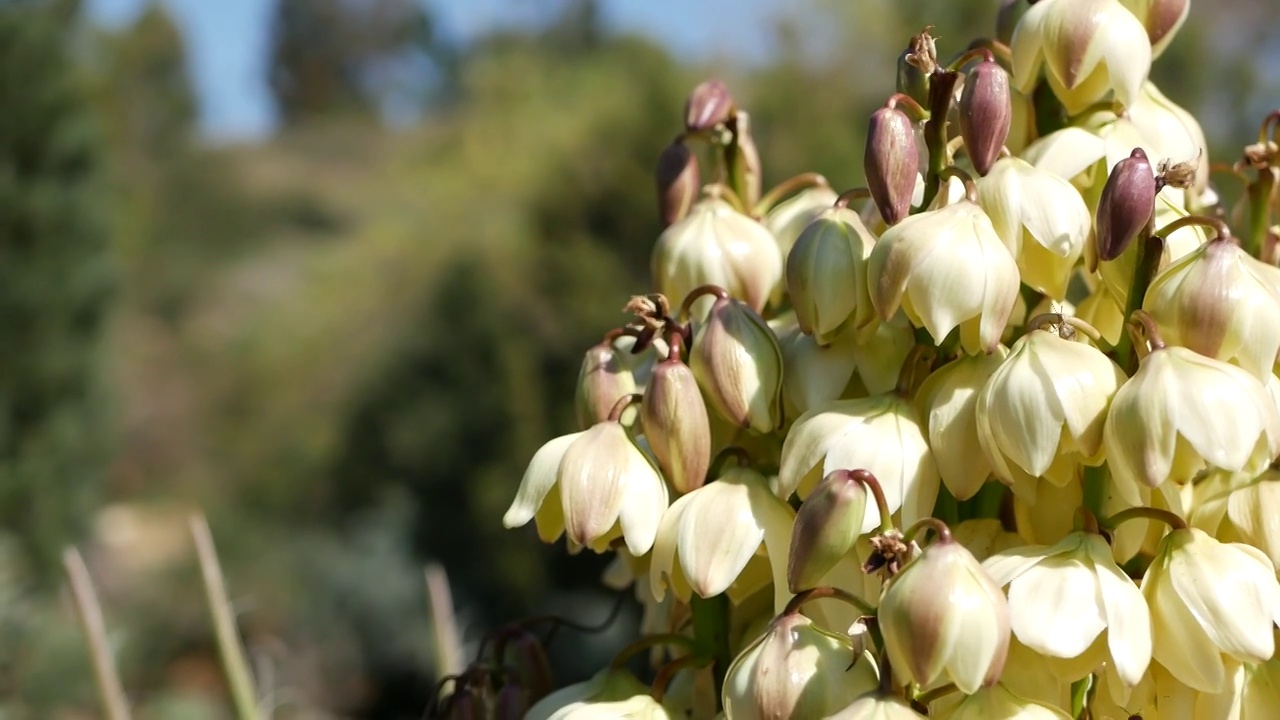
<box><xmin>269</xmin><ymin>0</ymin><xmax>455</xmax><ymax>124</ymax></box>
<box><xmin>0</xmin><ymin>1</ymin><xmax>114</xmax><ymax>578</ymax></box>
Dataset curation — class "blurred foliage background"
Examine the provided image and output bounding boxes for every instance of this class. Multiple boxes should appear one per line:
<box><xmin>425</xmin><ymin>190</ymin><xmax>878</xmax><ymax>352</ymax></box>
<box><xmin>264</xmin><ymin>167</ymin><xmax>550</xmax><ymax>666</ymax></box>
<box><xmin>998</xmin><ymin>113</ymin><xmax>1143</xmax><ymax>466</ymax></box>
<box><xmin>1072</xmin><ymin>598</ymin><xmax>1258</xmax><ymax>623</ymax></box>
<box><xmin>0</xmin><ymin>0</ymin><xmax>1274</xmax><ymax>716</ymax></box>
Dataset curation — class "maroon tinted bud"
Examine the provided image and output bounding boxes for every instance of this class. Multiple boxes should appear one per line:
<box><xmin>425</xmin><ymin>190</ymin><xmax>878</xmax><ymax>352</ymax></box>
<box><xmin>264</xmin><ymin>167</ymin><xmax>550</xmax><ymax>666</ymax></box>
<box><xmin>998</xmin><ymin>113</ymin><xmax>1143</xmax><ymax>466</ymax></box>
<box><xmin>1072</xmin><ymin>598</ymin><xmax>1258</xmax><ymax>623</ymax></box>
<box><xmin>493</xmin><ymin>683</ymin><xmax>528</xmax><ymax>720</ymax></box>
<box><xmin>505</xmin><ymin>630</ymin><xmax>553</xmax><ymax>704</ymax></box>
<box><xmin>1096</xmin><ymin>148</ymin><xmax>1157</xmax><ymax>262</ymax></box>
<box><xmin>959</xmin><ymin>59</ymin><xmax>1012</xmax><ymax>176</ymax></box>
<box><xmin>1145</xmin><ymin>0</ymin><xmax>1190</xmax><ymax>51</ymax></box>
<box><xmin>443</xmin><ymin>687</ymin><xmax>485</xmax><ymax>720</ymax></box>
<box><xmin>684</xmin><ymin>79</ymin><xmax>734</xmax><ymax>132</ymax></box>
<box><xmin>655</xmin><ymin>140</ymin><xmax>701</xmax><ymax>227</ymax></box>
<box><xmin>641</xmin><ymin>354</ymin><xmax>712</xmax><ymax>494</ymax></box>
<box><xmin>865</xmin><ymin>106</ymin><xmax>919</xmax><ymax>225</ymax></box>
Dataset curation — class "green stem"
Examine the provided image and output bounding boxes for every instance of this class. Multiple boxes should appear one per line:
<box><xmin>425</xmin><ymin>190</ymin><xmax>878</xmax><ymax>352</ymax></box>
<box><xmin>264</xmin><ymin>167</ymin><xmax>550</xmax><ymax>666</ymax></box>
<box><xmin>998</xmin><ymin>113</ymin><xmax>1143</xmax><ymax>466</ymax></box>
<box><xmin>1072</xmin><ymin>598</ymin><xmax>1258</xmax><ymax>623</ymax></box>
<box><xmin>1153</xmin><ymin>215</ymin><xmax>1232</xmax><ymax>242</ymax></box>
<box><xmin>190</xmin><ymin>515</ymin><xmax>262</xmax><ymax>720</ymax></box>
<box><xmin>1245</xmin><ymin>172</ymin><xmax>1275</xmax><ymax>260</ymax></box>
<box><xmin>915</xmin><ymin>682</ymin><xmax>959</xmax><ymax>706</ymax></box>
<box><xmin>903</xmin><ymin>517</ymin><xmax>953</xmax><ymax>545</ymax></box>
<box><xmin>1101</xmin><ymin>506</ymin><xmax>1188</xmax><ymax>532</ymax></box>
<box><xmin>783</xmin><ymin>586</ymin><xmax>877</xmax><ymax>617</ymax></box>
<box><xmin>919</xmin><ymin>70</ymin><xmax>961</xmax><ymax>210</ymax></box>
<box><xmin>754</xmin><ymin>172</ymin><xmax>829</xmax><ymax>216</ymax></box>
<box><xmin>610</xmin><ymin>633</ymin><xmax>699</xmax><ymax>671</ymax></box>
<box><xmin>1113</xmin><ymin>234</ymin><xmax>1163</xmax><ymax>375</ymax></box>
<box><xmin>64</xmin><ymin>549</ymin><xmax>132</xmax><ymax>720</ymax></box>
<box><xmin>1082</xmin><ymin>465</ymin><xmax>1108</xmax><ymax>525</ymax></box>
<box><xmin>690</xmin><ymin>594</ymin><xmax>731</xmax><ymax>700</ymax></box>
<box><xmin>947</xmin><ymin>47</ymin><xmax>994</xmax><ymax>72</ymax></box>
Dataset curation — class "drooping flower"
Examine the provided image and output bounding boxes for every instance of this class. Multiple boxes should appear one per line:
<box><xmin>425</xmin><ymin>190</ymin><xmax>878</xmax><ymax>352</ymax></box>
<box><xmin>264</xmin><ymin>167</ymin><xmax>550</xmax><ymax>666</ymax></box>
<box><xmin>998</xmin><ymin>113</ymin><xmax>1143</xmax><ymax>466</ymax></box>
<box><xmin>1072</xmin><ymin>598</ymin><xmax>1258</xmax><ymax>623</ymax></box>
<box><xmin>649</xmin><ymin>466</ymin><xmax>795</xmax><ymax>612</ymax></box>
<box><xmin>916</xmin><ymin>348</ymin><xmax>1008</xmax><ymax>500</ymax></box>
<box><xmin>689</xmin><ymin>295</ymin><xmax>784</xmax><ymax>434</ymax></box>
<box><xmin>786</xmin><ymin>206</ymin><xmax>878</xmax><ymax>345</ymax></box>
<box><xmin>983</xmin><ymin>532</ymin><xmax>1153</xmax><ymax>688</ymax></box>
<box><xmin>1142</xmin><ymin>527</ymin><xmax>1280</xmax><ymax>693</ymax></box>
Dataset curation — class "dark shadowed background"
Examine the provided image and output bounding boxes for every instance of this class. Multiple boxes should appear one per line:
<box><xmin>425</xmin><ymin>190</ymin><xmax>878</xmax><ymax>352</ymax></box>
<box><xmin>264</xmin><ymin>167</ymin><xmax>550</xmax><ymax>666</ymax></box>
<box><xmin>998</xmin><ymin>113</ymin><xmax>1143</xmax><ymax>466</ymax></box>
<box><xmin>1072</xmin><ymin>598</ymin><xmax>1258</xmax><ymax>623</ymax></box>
<box><xmin>1</xmin><ymin>0</ymin><xmax>1275</xmax><ymax>716</ymax></box>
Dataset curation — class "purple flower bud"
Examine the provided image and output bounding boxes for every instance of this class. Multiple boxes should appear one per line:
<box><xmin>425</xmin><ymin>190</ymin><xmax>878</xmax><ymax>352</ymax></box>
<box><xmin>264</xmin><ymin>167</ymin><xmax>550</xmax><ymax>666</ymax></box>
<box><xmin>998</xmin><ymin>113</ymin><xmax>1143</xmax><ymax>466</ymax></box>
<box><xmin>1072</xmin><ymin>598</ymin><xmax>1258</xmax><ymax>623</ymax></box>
<box><xmin>959</xmin><ymin>59</ymin><xmax>1012</xmax><ymax>176</ymax></box>
<box><xmin>865</xmin><ymin>106</ymin><xmax>919</xmax><ymax>225</ymax></box>
<box><xmin>493</xmin><ymin>684</ymin><xmax>527</xmax><ymax>720</ymax></box>
<box><xmin>443</xmin><ymin>687</ymin><xmax>485</xmax><ymax>720</ymax></box>
<box><xmin>684</xmin><ymin>79</ymin><xmax>734</xmax><ymax>132</ymax></box>
<box><xmin>641</xmin><ymin>353</ymin><xmax>712</xmax><ymax>494</ymax></box>
<box><xmin>504</xmin><ymin>630</ymin><xmax>553</xmax><ymax>705</ymax></box>
<box><xmin>655</xmin><ymin>140</ymin><xmax>701</xmax><ymax>227</ymax></box>
<box><xmin>1095</xmin><ymin>148</ymin><xmax>1156</xmax><ymax>262</ymax></box>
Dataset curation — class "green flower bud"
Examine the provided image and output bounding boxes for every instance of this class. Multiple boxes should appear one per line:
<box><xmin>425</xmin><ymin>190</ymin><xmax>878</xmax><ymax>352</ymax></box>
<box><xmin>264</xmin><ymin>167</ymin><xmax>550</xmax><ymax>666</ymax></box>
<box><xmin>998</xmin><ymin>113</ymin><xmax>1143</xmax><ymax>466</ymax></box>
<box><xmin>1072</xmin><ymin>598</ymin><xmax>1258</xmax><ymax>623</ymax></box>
<box><xmin>641</xmin><ymin>352</ymin><xmax>712</xmax><ymax>495</ymax></box>
<box><xmin>786</xmin><ymin>207</ymin><xmax>878</xmax><ymax>345</ymax></box>
<box><xmin>1095</xmin><ymin>148</ymin><xmax>1156</xmax><ymax>262</ymax></box>
<box><xmin>722</xmin><ymin>613</ymin><xmax>879</xmax><ymax>720</ymax></box>
<box><xmin>655</xmin><ymin>140</ymin><xmax>700</xmax><ymax>227</ymax></box>
<box><xmin>959</xmin><ymin>58</ymin><xmax>1012</xmax><ymax>176</ymax></box>
<box><xmin>879</xmin><ymin>537</ymin><xmax>1011</xmax><ymax>694</ymax></box>
<box><xmin>684</xmin><ymin>79</ymin><xmax>733</xmax><ymax>133</ymax></box>
<box><xmin>690</xmin><ymin>296</ymin><xmax>784</xmax><ymax>433</ymax></box>
<box><xmin>865</xmin><ymin>106</ymin><xmax>919</xmax><ymax>225</ymax></box>
<box><xmin>787</xmin><ymin>470</ymin><xmax>869</xmax><ymax>591</ymax></box>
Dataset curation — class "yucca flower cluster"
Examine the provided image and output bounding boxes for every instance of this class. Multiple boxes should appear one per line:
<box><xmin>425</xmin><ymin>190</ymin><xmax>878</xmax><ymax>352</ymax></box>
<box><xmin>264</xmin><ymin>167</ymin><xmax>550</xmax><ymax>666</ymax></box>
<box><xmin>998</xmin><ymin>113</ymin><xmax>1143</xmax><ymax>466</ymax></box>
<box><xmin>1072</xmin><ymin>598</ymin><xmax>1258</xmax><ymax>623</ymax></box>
<box><xmin>443</xmin><ymin>0</ymin><xmax>1280</xmax><ymax>717</ymax></box>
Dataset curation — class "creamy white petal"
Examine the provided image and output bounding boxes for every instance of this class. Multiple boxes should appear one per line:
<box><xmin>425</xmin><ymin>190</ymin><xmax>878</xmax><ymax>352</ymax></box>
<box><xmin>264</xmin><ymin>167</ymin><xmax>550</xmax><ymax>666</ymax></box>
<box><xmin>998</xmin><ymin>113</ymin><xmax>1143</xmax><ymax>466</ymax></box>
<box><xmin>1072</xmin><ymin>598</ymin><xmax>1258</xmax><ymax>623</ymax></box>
<box><xmin>1008</xmin><ymin>555</ymin><xmax>1107</xmax><ymax>658</ymax></box>
<box><xmin>776</xmin><ymin>400</ymin><xmax>861</xmax><ymax>499</ymax></box>
<box><xmin>504</xmin><ymin>432</ymin><xmax>585</xmax><ymax>528</ymax></box>
<box><xmin>1087</xmin><ymin>535</ymin><xmax>1152</xmax><ymax>687</ymax></box>
<box><xmin>676</xmin><ymin>481</ymin><xmax>763</xmax><ymax>598</ymax></box>
<box><xmin>1168</xmin><ymin>534</ymin><xmax>1279</xmax><ymax>663</ymax></box>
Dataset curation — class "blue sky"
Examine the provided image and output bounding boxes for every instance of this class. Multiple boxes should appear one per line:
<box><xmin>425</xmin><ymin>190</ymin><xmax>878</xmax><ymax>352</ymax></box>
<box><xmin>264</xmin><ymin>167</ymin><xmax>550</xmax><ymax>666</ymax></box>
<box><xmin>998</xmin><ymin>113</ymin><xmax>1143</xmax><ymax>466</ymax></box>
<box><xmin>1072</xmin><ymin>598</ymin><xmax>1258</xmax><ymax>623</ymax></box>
<box><xmin>84</xmin><ymin>0</ymin><xmax>784</xmax><ymax>142</ymax></box>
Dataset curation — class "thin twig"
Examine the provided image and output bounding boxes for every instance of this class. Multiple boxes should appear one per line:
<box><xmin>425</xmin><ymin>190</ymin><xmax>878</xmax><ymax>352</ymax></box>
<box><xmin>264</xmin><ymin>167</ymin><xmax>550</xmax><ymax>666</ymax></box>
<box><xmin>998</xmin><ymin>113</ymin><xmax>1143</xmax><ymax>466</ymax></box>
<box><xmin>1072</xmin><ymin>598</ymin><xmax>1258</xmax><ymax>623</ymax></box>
<box><xmin>63</xmin><ymin>548</ymin><xmax>132</xmax><ymax>720</ymax></box>
<box><xmin>190</xmin><ymin>514</ymin><xmax>263</xmax><ymax>720</ymax></box>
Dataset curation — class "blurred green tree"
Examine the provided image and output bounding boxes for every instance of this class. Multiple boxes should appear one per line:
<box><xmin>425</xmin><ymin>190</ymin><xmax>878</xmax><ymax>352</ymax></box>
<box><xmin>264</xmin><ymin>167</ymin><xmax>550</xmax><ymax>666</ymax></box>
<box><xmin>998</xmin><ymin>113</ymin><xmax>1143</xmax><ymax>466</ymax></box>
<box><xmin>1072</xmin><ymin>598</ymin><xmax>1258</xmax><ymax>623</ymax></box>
<box><xmin>269</xmin><ymin>0</ymin><xmax>455</xmax><ymax>124</ymax></box>
<box><xmin>0</xmin><ymin>1</ymin><xmax>114</xmax><ymax>577</ymax></box>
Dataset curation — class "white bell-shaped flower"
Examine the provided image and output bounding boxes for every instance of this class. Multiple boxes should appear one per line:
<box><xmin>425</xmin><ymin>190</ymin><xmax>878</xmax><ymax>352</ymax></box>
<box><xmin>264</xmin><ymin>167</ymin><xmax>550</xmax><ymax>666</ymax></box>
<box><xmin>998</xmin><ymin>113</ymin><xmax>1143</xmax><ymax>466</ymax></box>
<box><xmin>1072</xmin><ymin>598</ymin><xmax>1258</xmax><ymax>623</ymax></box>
<box><xmin>977</xmin><ymin>157</ymin><xmax>1092</xmax><ymax>299</ymax></box>
<box><xmin>1142</xmin><ymin>527</ymin><xmax>1280</xmax><ymax>693</ymax></box>
<box><xmin>867</xmin><ymin>199</ymin><xmax>1019</xmax><ymax>354</ymax></box>
<box><xmin>503</xmin><ymin>420</ymin><xmax>669</xmax><ymax>555</ymax></box>
<box><xmin>776</xmin><ymin>394</ymin><xmax>940</xmax><ymax>533</ymax></box>
<box><xmin>934</xmin><ymin>683</ymin><xmax>1071</xmax><ymax>720</ymax></box>
<box><xmin>652</xmin><ymin>195</ymin><xmax>782</xmax><ymax>318</ymax></box>
<box><xmin>1103</xmin><ymin>343</ymin><xmax>1280</xmax><ymax>502</ymax></box>
<box><xmin>527</xmin><ymin>668</ymin><xmax>670</xmax><ymax>720</ymax></box>
<box><xmin>649</xmin><ymin>466</ymin><xmax>795</xmax><ymax>613</ymax></box>
<box><xmin>983</xmin><ymin>532</ymin><xmax>1153</xmax><ymax>688</ymax></box>
<box><xmin>976</xmin><ymin>326</ymin><xmax>1126</xmax><ymax>495</ymax></box>
<box><xmin>1010</xmin><ymin>0</ymin><xmax>1152</xmax><ymax>115</ymax></box>
<box><xmin>916</xmin><ymin>348</ymin><xmax>1008</xmax><ymax>501</ymax></box>
<box><xmin>825</xmin><ymin>694</ymin><xmax>927</xmax><ymax>720</ymax></box>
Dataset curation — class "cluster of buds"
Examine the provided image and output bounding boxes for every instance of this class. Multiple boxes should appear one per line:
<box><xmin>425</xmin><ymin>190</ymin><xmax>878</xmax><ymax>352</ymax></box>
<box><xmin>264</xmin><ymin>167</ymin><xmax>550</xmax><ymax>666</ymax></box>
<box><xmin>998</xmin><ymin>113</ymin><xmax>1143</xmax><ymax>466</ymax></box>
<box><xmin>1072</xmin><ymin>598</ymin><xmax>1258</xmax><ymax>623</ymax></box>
<box><xmin>478</xmin><ymin>1</ymin><xmax>1280</xmax><ymax>718</ymax></box>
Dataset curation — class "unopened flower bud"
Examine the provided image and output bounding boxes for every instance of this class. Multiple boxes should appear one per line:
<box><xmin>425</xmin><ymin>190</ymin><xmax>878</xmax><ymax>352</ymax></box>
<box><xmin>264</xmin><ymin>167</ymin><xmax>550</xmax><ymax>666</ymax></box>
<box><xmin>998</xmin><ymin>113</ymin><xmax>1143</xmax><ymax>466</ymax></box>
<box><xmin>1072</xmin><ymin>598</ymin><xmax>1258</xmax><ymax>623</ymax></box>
<box><xmin>690</xmin><ymin>296</ymin><xmax>783</xmax><ymax>434</ymax></box>
<box><xmin>575</xmin><ymin>340</ymin><xmax>638</xmax><ymax>429</ymax></box>
<box><xmin>867</xmin><ymin>199</ymin><xmax>1019</xmax><ymax>354</ymax></box>
<box><xmin>1095</xmin><ymin>148</ymin><xmax>1156</xmax><ymax>262</ymax></box>
<box><xmin>728</xmin><ymin>111</ymin><xmax>764</xmax><ymax>209</ymax></box>
<box><xmin>1010</xmin><ymin>0</ymin><xmax>1152</xmax><ymax>114</ymax></box>
<box><xmin>788</xmin><ymin>470</ymin><xmax>869</xmax><ymax>591</ymax></box>
<box><xmin>1143</xmin><ymin>527</ymin><xmax>1280</xmax><ymax>693</ymax></box>
<box><xmin>651</xmin><ymin>466</ymin><xmax>795</xmax><ymax>611</ymax></box>
<box><xmin>652</xmin><ymin>197</ymin><xmax>782</xmax><ymax>318</ymax></box>
<box><xmin>915</xmin><ymin>349</ymin><xmax>1008</xmax><ymax>501</ymax></box>
<box><xmin>684</xmin><ymin>79</ymin><xmax>733</xmax><ymax>133</ymax></box>
<box><xmin>505</xmin><ymin>630</ymin><xmax>553</xmax><ymax>705</ymax></box>
<box><xmin>959</xmin><ymin>58</ymin><xmax>1012</xmax><ymax>176</ymax></box>
<box><xmin>879</xmin><ymin>536</ymin><xmax>1010</xmax><ymax>694</ymax></box>
<box><xmin>444</xmin><ymin>686</ymin><xmax>486</xmax><ymax>720</ymax></box>
<box><xmin>1142</xmin><ymin>237</ymin><xmax>1280</xmax><ymax>379</ymax></box>
<box><xmin>655</xmin><ymin>140</ymin><xmax>700</xmax><ymax>227</ymax></box>
<box><xmin>976</xmin><ymin>327</ymin><xmax>1126</xmax><ymax>495</ymax></box>
<box><xmin>1119</xmin><ymin>0</ymin><xmax>1190</xmax><ymax>57</ymax></box>
<box><xmin>865</xmin><ymin>106</ymin><xmax>919</xmax><ymax>225</ymax></box>
<box><xmin>722</xmin><ymin>613</ymin><xmax>879</xmax><ymax>720</ymax></box>
<box><xmin>1103</xmin><ymin>344</ymin><xmax>1280</xmax><ymax>501</ymax></box>
<box><xmin>641</xmin><ymin>353</ymin><xmax>712</xmax><ymax>494</ymax></box>
<box><xmin>786</xmin><ymin>207</ymin><xmax>878</xmax><ymax>345</ymax></box>
<box><xmin>494</xmin><ymin>683</ymin><xmax>528</xmax><ymax>720</ymax></box>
